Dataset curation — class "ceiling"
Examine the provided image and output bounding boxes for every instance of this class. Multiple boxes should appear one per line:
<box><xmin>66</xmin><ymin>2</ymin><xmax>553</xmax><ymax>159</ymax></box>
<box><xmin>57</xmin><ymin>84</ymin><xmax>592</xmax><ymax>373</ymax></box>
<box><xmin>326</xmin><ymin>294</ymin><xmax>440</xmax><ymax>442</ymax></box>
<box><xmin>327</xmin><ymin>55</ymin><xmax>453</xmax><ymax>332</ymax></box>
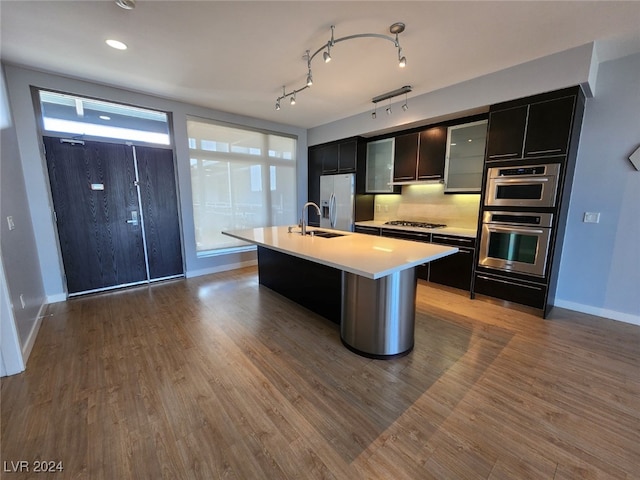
<box><xmin>1</xmin><ymin>1</ymin><xmax>640</xmax><ymax>129</ymax></box>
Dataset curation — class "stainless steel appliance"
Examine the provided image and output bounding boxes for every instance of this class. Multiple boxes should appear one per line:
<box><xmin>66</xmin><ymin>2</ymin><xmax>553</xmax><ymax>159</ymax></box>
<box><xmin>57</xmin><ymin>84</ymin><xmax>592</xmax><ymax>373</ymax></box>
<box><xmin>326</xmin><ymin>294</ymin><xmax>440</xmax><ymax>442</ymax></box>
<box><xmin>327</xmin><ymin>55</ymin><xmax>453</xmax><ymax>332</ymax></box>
<box><xmin>320</xmin><ymin>173</ymin><xmax>355</xmax><ymax>231</ymax></box>
<box><xmin>384</xmin><ymin>220</ymin><xmax>447</xmax><ymax>229</ymax></box>
<box><xmin>485</xmin><ymin>163</ymin><xmax>560</xmax><ymax>207</ymax></box>
<box><xmin>479</xmin><ymin>211</ymin><xmax>553</xmax><ymax>277</ymax></box>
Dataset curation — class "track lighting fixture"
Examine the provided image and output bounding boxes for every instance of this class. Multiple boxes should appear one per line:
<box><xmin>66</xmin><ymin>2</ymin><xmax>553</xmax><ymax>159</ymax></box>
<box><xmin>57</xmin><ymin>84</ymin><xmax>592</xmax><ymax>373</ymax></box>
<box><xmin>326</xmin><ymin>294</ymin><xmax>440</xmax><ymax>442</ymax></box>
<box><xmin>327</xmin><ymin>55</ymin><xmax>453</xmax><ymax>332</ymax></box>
<box><xmin>276</xmin><ymin>22</ymin><xmax>407</xmax><ymax>111</ymax></box>
<box><xmin>371</xmin><ymin>85</ymin><xmax>412</xmax><ymax>119</ymax></box>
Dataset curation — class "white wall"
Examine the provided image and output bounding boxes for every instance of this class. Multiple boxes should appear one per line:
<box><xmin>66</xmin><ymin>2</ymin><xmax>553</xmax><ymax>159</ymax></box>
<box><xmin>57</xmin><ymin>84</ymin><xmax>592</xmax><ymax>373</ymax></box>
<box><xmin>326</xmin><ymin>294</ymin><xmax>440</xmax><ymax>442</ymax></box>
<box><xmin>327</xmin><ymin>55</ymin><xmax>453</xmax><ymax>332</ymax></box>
<box><xmin>3</xmin><ymin>64</ymin><xmax>307</xmax><ymax>301</ymax></box>
<box><xmin>555</xmin><ymin>53</ymin><xmax>640</xmax><ymax>324</ymax></box>
<box><xmin>1</xmin><ymin>66</ymin><xmax>43</xmax><ymax>372</ymax></box>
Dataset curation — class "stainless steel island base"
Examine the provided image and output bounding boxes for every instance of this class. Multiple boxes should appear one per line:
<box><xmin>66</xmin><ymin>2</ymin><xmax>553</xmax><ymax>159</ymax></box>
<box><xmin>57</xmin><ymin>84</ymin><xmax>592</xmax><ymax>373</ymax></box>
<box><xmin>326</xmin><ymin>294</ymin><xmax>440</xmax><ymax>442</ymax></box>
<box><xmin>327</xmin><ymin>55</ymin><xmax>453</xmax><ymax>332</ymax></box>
<box><xmin>341</xmin><ymin>268</ymin><xmax>418</xmax><ymax>359</ymax></box>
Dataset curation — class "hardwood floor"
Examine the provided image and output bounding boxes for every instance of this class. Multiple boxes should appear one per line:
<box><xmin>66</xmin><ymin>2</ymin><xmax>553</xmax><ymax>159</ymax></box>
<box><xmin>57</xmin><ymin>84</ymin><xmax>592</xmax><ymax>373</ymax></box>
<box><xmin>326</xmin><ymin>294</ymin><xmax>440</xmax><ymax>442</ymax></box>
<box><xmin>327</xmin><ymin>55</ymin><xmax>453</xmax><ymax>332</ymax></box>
<box><xmin>2</xmin><ymin>266</ymin><xmax>639</xmax><ymax>479</ymax></box>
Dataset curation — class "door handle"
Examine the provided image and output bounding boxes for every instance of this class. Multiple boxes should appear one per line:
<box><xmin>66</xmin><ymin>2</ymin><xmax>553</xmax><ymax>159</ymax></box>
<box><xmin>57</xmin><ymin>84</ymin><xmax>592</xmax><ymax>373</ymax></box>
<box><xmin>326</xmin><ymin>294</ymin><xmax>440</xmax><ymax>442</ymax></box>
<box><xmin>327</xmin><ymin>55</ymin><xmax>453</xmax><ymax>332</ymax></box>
<box><xmin>126</xmin><ymin>211</ymin><xmax>139</xmax><ymax>226</ymax></box>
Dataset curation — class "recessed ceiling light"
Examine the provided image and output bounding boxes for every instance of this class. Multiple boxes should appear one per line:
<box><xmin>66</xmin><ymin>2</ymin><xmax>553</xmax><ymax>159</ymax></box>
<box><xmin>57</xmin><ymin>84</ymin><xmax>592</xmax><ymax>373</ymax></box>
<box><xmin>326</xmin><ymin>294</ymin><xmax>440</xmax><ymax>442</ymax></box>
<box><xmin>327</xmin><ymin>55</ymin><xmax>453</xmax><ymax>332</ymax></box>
<box><xmin>106</xmin><ymin>39</ymin><xmax>127</xmax><ymax>50</ymax></box>
<box><xmin>115</xmin><ymin>0</ymin><xmax>136</xmax><ymax>9</ymax></box>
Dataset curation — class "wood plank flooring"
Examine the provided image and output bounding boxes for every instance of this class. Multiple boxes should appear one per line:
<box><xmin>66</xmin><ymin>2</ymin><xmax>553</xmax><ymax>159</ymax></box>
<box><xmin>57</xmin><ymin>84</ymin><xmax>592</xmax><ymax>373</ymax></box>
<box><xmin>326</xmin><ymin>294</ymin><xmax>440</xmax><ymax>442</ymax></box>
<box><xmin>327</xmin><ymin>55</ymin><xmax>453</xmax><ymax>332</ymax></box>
<box><xmin>2</xmin><ymin>266</ymin><xmax>639</xmax><ymax>479</ymax></box>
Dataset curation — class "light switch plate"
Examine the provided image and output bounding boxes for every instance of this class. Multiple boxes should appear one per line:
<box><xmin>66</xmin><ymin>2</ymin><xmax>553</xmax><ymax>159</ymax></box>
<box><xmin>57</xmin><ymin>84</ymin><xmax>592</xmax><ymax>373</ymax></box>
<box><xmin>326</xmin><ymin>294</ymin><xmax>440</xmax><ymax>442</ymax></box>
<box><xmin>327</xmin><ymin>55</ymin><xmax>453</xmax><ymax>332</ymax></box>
<box><xmin>583</xmin><ymin>212</ymin><xmax>600</xmax><ymax>223</ymax></box>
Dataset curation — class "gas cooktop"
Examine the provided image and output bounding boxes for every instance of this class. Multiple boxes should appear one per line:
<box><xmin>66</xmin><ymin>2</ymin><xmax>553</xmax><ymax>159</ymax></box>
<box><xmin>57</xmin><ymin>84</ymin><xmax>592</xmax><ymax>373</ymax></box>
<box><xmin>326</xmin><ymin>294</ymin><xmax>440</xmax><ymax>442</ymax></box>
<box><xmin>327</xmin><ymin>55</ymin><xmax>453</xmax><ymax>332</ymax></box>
<box><xmin>384</xmin><ymin>220</ymin><xmax>447</xmax><ymax>229</ymax></box>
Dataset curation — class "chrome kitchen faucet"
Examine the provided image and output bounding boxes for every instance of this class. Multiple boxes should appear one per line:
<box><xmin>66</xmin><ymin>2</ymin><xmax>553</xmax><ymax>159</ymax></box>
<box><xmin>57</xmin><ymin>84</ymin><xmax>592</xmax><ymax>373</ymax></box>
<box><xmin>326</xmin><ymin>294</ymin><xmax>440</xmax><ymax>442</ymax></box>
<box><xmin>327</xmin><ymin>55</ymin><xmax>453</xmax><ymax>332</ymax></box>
<box><xmin>300</xmin><ymin>202</ymin><xmax>321</xmax><ymax>236</ymax></box>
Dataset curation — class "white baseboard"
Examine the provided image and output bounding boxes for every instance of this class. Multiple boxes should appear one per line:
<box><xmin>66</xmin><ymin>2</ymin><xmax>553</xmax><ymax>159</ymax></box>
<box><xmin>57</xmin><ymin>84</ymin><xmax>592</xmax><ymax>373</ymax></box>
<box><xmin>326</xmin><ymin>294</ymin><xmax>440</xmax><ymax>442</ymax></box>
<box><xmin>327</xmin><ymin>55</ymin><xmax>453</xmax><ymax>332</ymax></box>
<box><xmin>554</xmin><ymin>299</ymin><xmax>640</xmax><ymax>326</ymax></box>
<box><xmin>21</xmin><ymin>302</ymin><xmax>46</xmax><ymax>363</ymax></box>
<box><xmin>185</xmin><ymin>259</ymin><xmax>258</xmax><ymax>279</ymax></box>
<box><xmin>46</xmin><ymin>293</ymin><xmax>67</xmax><ymax>303</ymax></box>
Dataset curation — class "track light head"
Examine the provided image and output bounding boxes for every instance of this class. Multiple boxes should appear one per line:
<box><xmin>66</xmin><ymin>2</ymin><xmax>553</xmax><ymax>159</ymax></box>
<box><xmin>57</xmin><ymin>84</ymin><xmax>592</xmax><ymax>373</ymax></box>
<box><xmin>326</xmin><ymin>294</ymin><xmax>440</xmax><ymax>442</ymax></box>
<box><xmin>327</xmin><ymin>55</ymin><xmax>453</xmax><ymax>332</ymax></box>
<box><xmin>290</xmin><ymin>94</ymin><xmax>296</xmax><ymax>106</ymax></box>
<box><xmin>323</xmin><ymin>50</ymin><xmax>331</xmax><ymax>63</ymax></box>
<box><xmin>402</xmin><ymin>103</ymin><xmax>408</xmax><ymax>111</ymax></box>
<box><xmin>399</xmin><ymin>56</ymin><xmax>407</xmax><ymax>68</ymax></box>
<box><xmin>371</xmin><ymin>111</ymin><xmax>377</xmax><ymax>119</ymax></box>
<box><xmin>275</xmin><ymin>100</ymin><xmax>281</xmax><ymax>111</ymax></box>
<box><xmin>306</xmin><ymin>71</ymin><xmax>313</xmax><ymax>87</ymax></box>
<box><xmin>386</xmin><ymin>107</ymin><xmax>392</xmax><ymax>115</ymax></box>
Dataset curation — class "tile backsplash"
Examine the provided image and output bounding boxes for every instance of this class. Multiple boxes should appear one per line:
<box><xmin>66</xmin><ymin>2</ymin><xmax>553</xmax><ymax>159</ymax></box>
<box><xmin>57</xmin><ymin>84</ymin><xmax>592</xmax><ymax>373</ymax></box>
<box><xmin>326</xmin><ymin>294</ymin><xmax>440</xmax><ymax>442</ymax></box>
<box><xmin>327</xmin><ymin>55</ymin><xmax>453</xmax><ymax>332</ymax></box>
<box><xmin>374</xmin><ymin>184</ymin><xmax>480</xmax><ymax>229</ymax></box>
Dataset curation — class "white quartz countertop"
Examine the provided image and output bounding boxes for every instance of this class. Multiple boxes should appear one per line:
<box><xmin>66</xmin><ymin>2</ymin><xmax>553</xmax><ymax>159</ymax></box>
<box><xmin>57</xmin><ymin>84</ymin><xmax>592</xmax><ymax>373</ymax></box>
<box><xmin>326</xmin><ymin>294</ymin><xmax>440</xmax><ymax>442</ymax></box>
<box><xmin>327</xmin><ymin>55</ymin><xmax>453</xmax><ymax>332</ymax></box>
<box><xmin>222</xmin><ymin>226</ymin><xmax>458</xmax><ymax>280</ymax></box>
<box><xmin>355</xmin><ymin>220</ymin><xmax>477</xmax><ymax>238</ymax></box>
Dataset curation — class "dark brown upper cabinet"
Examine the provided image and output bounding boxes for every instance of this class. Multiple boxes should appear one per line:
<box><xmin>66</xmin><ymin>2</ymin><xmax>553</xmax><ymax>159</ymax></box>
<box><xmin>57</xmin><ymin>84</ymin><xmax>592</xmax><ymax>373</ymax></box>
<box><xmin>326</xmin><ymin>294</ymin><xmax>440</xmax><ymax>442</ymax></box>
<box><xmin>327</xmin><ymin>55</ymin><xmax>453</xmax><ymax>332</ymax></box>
<box><xmin>393</xmin><ymin>133</ymin><xmax>419</xmax><ymax>181</ymax></box>
<box><xmin>486</xmin><ymin>95</ymin><xmax>576</xmax><ymax>161</ymax></box>
<box><xmin>321</xmin><ymin>140</ymin><xmax>357</xmax><ymax>174</ymax></box>
<box><xmin>393</xmin><ymin>126</ymin><xmax>447</xmax><ymax>182</ymax></box>
<box><xmin>486</xmin><ymin>106</ymin><xmax>528</xmax><ymax>161</ymax></box>
<box><xmin>418</xmin><ymin>126</ymin><xmax>447</xmax><ymax>179</ymax></box>
<box><xmin>524</xmin><ymin>96</ymin><xmax>575</xmax><ymax>158</ymax></box>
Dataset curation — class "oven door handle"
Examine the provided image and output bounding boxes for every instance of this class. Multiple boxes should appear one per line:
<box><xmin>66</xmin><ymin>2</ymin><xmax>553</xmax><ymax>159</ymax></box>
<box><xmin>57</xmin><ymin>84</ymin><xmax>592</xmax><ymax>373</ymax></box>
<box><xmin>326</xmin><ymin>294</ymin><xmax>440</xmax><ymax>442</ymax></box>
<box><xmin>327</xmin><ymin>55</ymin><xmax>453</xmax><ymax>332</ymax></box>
<box><xmin>486</xmin><ymin>225</ymin><xmax>545</xmax><ymax>235</ymax></box>
<box><xmin>491</xmin><ymin>177</ymin><xmax>550</xmax><ymax>184</ymax></box>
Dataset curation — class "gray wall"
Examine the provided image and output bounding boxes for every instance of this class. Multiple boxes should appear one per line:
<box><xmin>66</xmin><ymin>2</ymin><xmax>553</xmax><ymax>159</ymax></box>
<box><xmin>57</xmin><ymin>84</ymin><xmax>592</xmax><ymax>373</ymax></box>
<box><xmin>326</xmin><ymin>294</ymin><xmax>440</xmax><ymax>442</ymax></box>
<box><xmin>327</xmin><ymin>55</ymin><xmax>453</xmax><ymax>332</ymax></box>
<box><xmin>308</xmin><ymin>43</ymin><xmax>596</xmax><ymax>146</ymax></box>
<box><xmin>1</xmin><ymin>66</ymin><xmax>45</xmax><ymax>370</ymax></box>
<box><xmin>3</xmin><ymin>64</ymin><xmax>307</xmax><ymax>302</ymax></box>
<box><xmin>555</xmin><ymin>52</ymin><xmax>640</xmax><ymax>322</ymax></box>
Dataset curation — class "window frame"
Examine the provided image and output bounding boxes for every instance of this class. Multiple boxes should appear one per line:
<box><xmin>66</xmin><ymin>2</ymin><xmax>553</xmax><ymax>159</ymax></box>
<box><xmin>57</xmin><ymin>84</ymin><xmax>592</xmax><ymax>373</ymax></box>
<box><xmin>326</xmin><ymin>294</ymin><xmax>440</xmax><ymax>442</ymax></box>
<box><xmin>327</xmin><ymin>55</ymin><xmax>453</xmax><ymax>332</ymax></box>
<box><xmin>187</xmin><ymin>115</ymin><xmax>298</xmax><ymax>256</ymax></box>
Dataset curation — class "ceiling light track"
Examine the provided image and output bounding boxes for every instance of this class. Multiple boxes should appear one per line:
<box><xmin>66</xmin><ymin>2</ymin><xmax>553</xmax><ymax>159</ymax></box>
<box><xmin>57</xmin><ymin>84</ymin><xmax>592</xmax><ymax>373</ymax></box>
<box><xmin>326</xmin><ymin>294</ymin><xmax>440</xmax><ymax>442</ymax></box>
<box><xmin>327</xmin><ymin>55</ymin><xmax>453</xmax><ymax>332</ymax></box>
<box><xmin>276</xmin><ymin>22</ymin><xmax>407</xmax><ymax>110</ymax></box>
<box><xmin>371</xmin><ymin>85</ymin><xmax>412</xmax><ymax>119</ymax></box>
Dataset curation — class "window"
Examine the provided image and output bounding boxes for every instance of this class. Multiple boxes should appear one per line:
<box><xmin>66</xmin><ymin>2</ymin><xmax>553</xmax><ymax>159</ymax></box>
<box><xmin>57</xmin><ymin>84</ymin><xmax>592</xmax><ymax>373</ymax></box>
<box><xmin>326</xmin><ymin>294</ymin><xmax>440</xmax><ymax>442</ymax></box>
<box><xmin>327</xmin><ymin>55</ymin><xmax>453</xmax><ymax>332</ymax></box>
<box><xmin>187</xmin><ymin>117</ymin><xmax>297</xmax><ymax>254</ymax></box>
<box><xmin>37</xmin><ymin>90</ymin><xmax>170</xmax><ymax>145</ymax></box>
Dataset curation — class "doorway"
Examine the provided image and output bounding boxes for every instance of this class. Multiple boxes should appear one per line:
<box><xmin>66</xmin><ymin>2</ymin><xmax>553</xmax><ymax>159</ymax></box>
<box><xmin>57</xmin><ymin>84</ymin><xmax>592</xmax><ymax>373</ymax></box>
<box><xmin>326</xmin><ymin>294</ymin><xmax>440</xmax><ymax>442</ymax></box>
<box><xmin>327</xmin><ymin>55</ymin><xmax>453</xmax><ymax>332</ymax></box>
<box><xmin>44</xmin><ymin>136</ymin><xmax>183</xmax><ymax>295</ymax></box>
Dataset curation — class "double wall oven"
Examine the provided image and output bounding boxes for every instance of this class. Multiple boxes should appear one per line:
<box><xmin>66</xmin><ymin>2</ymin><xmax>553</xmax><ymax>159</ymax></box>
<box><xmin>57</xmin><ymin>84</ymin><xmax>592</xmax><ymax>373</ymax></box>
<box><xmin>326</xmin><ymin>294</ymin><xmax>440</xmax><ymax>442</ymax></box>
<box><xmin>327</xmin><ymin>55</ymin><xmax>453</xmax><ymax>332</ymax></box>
<box><xmin>476</xmin><ymin>161</ymin><xmax>562</xmax><ymax>310</ymax></box>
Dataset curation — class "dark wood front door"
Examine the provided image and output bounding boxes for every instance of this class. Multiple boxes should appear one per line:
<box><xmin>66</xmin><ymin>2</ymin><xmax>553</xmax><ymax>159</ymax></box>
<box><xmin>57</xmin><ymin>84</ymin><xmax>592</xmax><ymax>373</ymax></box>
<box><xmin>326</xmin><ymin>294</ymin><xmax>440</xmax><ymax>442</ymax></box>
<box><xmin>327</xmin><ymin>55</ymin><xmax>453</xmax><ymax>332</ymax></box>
<box><xmin>135</xmin><ymin>146</ymin><xmax>183</xmax><ymax>280</ymax></box>
<box><xmin>44</xmin><ymin>137</ymin><xmax>183</xmax><ymax>295</ymax></box>
<box><xmin>45</xmin><ymin>137</ymin><xmax>147</xmax><ymax>293</ymax></box>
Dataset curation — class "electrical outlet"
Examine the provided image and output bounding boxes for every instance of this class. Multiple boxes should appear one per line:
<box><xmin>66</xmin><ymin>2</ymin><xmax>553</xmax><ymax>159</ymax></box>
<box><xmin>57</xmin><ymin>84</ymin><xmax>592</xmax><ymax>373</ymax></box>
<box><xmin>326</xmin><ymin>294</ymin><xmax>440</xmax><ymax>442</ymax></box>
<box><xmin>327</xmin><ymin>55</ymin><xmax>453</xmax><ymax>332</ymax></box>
<box><xmin>7</xmin><ymin>216</ymin><xmax>15</xmax><ymax>231</ymax></box>
<box><xmin>20</xmin><ymin>294</ymin><xmax>25</xmax><ymax>309</ymax></box>
<box><xmin>583</xmin><ymin>212</ymin><xmax>600</xmax><ymax>224</ymax></box>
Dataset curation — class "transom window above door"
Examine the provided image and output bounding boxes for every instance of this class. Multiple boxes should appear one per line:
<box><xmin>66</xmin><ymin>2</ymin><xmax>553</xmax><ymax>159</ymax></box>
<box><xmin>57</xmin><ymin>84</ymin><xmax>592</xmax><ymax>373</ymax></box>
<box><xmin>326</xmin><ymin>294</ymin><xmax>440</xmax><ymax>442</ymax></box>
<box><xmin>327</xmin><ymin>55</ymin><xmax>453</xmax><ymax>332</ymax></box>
<box><xmin>36</xmin><ymin>89</ymin><xmax>171</xmax><ymax>145</ymax></box>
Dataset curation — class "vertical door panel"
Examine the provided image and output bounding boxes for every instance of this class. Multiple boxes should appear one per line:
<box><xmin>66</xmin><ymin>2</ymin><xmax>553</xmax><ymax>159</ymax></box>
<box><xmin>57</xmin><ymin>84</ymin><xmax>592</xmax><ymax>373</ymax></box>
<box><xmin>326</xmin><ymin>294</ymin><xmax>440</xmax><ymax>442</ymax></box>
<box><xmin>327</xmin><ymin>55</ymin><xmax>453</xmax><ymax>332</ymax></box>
<box><xmin>44</xmin><ymin>137</ymin><xmax>146</xmax><ymax>293</ymax></box>
<box><xmin>135</xmin><ymin>146</ymin><xmax>183</xmax><ymax>279</ymax></box>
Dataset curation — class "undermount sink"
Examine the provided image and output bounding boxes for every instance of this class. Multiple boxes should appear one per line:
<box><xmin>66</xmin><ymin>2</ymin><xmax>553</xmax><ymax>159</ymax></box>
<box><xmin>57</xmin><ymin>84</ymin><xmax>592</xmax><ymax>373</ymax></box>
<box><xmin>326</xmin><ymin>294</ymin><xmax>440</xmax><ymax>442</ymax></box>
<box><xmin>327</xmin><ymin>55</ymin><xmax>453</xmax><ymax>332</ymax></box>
<box><xmin>305</xmin><ymin>230</ymin><xmax>345</xmax><ymax>238</ymax></box>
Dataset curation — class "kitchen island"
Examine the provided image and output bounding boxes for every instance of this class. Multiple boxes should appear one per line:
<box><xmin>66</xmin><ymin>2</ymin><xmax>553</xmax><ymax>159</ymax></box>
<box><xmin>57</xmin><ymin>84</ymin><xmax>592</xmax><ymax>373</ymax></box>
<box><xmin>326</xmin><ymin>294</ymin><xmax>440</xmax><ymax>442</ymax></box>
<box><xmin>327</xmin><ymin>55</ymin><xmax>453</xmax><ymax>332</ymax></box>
<box><xmin>223</xmin><ymin>226</ymin><xmax>457</xmax><ymax>358</ymax></box>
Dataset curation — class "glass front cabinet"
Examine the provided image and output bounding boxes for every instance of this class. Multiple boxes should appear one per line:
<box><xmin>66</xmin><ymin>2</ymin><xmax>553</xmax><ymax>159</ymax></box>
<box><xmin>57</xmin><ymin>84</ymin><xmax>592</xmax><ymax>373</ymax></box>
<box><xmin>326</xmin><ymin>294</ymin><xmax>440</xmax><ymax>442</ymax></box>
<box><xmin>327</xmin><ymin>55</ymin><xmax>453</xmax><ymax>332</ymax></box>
<box><xmin>365</xmin><ymin>138</ymin><xmax>396</xmax><ymax>193</ymax></box>
<box><xmin>444</xmin><ymin>120</ymin><xmax>488</xmax><ymax>193</ymax></box>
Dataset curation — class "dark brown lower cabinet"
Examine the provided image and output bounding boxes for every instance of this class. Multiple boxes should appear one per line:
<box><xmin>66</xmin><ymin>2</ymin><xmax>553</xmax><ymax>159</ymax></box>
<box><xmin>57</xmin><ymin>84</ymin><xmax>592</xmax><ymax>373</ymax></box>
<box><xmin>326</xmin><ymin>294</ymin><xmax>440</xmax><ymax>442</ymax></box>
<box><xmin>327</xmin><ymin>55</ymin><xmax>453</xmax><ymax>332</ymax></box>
<box><xmin>429</xmin><ymin>234</ymin><xmax>476</xmax><ymax>291</ymax></box>
<box><xmin>474</xmin><ymin>271</ymin><xmax>547</xmax><ymax>309</ymax></box>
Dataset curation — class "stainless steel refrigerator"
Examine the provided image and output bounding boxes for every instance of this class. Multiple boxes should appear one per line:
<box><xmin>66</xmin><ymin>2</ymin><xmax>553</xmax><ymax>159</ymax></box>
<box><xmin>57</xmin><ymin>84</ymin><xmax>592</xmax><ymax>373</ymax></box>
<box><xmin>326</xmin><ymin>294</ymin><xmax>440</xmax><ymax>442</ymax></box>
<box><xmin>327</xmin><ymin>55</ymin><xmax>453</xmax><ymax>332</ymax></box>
<box><xmin>320</xmin><ymin>173</ymin><xmax>355</xmax><ymax>231</ymax></box>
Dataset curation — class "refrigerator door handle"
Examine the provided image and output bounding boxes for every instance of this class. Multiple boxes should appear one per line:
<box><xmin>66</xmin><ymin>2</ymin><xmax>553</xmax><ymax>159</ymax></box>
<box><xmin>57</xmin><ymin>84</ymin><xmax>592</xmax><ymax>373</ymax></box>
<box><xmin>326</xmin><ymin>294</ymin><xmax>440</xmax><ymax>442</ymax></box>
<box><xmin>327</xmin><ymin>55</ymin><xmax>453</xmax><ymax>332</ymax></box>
<box><xmin>333</xmin><ymin>194</ymin><xmax>338</xmax><ymax>228</ymax></box>
<box><xmin>329</xmin><ymin>193</ymin><xmax>336</xmax><ymax>228</ymax></box>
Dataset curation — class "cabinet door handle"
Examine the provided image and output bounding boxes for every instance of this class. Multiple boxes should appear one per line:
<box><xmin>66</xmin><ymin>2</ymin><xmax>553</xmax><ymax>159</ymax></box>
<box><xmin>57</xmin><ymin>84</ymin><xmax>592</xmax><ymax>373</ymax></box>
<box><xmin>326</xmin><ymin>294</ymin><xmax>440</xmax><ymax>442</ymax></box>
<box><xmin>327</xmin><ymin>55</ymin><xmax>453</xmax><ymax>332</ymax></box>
<box><xmin>526</xmin><ymin>148</ymin><xmax>562</xmax><ymax>155</ymax></box>
<box><xmin>476</xmin><ymin>275</ymin><xmax>543</xmax><ymax>290</ymax></box>
<box><xmin>489</xmin><ymin>153</ymin><xmax>519</xmax><ymax>159</ymax></box>
<box><xmin>433</xmin><ymin>235</ymin><xmax>474</xmax><ymax>244</ymax></box>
